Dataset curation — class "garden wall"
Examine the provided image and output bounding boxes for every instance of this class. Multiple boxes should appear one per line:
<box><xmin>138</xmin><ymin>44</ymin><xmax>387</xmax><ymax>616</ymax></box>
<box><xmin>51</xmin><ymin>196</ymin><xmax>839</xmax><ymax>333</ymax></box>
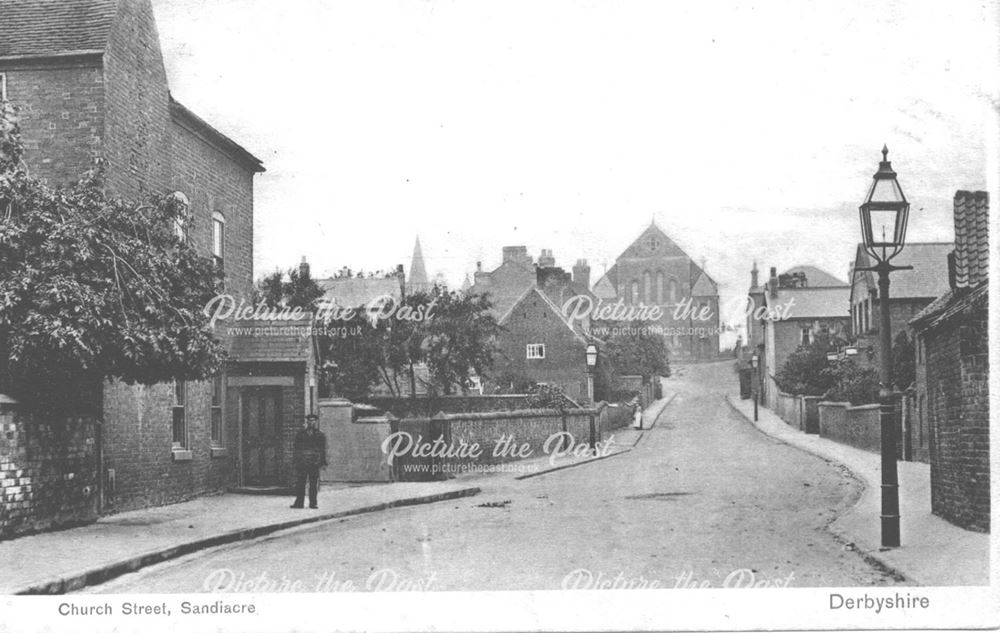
<box><xmin>0</xmin><ymin>402</ymin><xmax>99</xmax><ymax>540</ymax></box>
<box><xmin>773</xmin><ymin>393</ymin><xmax>821</xmax><ymax>434</ymax></box>
<box><xmin>390</xmin><ymin>405</ymin><xmax>619</xmax><ymax>481</ymax></box>
<box><xmin>817</xmin><ymin>401</ymin><xmax>881</xmax><ymax>453</ymax></box>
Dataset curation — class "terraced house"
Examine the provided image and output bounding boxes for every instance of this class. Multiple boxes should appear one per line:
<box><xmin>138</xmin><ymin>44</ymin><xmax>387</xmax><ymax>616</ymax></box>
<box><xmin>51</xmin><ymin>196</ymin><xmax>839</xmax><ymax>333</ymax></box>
<box><xmin>0</xmin><ymin>0</ymin><xmax>316</xmax><ymax>529</ymax></box>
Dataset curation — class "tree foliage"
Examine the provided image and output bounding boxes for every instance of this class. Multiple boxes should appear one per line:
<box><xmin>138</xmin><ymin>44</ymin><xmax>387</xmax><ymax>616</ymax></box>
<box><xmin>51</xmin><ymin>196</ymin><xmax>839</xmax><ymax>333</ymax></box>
<box><xmin>419</xmin><ymin>289</ymin><xmax>501</xmax><ymax>395</ymax></box>
<box><xmin>254</xmin><ymin>262</ymin><xmax>324</xmax><ymax>310</ymax></box>
<box><xmin>320</xmin><ymin>288</ymin><xmax>500</xmax><ymax>399</ymax></box>
<box><xmin>0</xmin><ymin>101</ymin><xmax>224</xmax><ymax>407</ymax></box>
<box><xmin>777</xmin><ymin>330</ymin><xmax>883</xmax><ymax>404</ymax></box>
<box><xmin>596</xmin><ymin>320</ymin><xmax>671</xmax><ymax>382</ymax></box>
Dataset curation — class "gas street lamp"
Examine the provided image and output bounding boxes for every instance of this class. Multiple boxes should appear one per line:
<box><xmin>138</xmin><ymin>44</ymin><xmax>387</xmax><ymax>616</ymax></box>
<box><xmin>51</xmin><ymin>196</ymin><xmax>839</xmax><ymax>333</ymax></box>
<box><xmin>856</xmin><ymin>145</ymin><xmax>913</xmax><ymax>548</ymax></box>
<box><xmin>585</xmin><ymin>343</ymin><xmax>599</xmax><ymax>403</ymax></box>
<box><xmin>585</xmin><ymin>343</ymin><xmax>599</xmax><ymax>452</ymax></box>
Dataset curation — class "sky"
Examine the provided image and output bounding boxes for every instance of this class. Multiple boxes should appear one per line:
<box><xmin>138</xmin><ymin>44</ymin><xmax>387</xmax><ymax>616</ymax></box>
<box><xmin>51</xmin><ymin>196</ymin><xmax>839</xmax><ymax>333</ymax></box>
<box><xmin>151</xmin><ymin>0</ymin><xmax>998</xmax><ymax>344</ymax></box>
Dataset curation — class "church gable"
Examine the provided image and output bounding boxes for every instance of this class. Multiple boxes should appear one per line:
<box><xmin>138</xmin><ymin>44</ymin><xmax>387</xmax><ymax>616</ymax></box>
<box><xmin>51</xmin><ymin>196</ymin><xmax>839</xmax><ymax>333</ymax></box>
<box><xmin>620</xmin><ymin>223</ymin><xmax>688</xmax><ymax>259</ymax></box>
<box><xmin>691</xmin><ymin>271</ymin><xmax>717</xmax><ymax>297</ymax></box>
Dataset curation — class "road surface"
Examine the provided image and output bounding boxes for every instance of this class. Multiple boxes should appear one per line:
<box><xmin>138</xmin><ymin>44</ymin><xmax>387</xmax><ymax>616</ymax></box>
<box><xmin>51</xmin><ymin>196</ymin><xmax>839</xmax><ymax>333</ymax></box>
<box><xmin>84</xmin><ymin>361</ymin><xmax>902</xmax><ymax>592</ymax></box>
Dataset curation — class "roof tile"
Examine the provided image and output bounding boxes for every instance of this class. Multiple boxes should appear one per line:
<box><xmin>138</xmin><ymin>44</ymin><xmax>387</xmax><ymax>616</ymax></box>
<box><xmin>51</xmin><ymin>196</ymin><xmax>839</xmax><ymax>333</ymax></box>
<box><xmin>0</xmin><ymin>0</ymin><xmax>117</xmax><ymax>58</ymax></box>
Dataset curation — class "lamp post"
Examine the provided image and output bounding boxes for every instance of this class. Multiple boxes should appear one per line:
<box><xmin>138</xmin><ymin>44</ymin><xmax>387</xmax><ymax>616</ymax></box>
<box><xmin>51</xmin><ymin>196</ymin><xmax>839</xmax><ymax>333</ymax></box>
<box><xmin>750</xmin><ymin>354</ymin><xmax>759</xmax><ymax>422</ymax></box>
<box><xmin>585</xmin><ymin>343</ymin><xmax>598</xmax><ymax>403</ymax></box>
<box><xmin>856</xmin><ymin>145</ymin><xmax>912</xmax><ymax>548</ymax></box>
<box><xmin>585</xmin><ymin>343</ymin><xmax>599</xmax><ymax>451</ymax></box>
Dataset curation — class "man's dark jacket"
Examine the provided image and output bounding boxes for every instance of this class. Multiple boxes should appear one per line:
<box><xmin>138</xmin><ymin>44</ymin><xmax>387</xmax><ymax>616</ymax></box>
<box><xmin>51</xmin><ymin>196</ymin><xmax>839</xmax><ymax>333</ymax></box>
<box><xmin>293</xmin><ymin>427</ymin><xmax>327</xmax><ymax>469</ymax></box>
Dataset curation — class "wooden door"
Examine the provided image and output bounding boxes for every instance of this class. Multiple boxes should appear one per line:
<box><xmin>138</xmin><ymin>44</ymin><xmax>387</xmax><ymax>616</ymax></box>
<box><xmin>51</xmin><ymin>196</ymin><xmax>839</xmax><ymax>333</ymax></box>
<box><xmin>241</xmin><ymin>387</ymin><xmax>283</xmax><ymax>486</ymax></box>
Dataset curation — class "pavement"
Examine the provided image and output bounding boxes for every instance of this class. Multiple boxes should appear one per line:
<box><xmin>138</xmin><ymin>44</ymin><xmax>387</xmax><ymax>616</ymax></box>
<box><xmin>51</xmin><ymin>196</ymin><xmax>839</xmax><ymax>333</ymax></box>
<box><xmin>0</xmin><ymin>481</ymin><xmax>483</xmax><ymax>595</ymax></box>
<box><xmin>0</xmin><ymin>394</ymin><xmax>675</xmax><ymax>595</ymax></box>
<box><xmin>726</xmin><ymin>393</ymin><xmax>990</xmax><ymax>586</ymax></box>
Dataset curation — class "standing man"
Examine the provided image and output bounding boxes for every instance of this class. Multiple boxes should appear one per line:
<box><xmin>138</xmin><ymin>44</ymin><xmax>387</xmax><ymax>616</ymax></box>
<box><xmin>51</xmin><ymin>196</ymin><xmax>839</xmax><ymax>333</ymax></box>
<box><xmin>291</xmin><ymin>413</ymin><xmax>327</xmax><ymax>509</ymax></box>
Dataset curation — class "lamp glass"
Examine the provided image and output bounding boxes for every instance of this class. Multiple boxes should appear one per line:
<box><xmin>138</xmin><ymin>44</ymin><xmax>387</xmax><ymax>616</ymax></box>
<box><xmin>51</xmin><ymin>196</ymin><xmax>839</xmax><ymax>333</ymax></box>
<box><xmin>585</xmin><ymin>344</ymin><xmax>598</xmax><ymax>367</ymax></box>
<box><xmin>869</xmin><ymin>178</ymin><xmax>904</xmax><ymax>204</ymax></box>
<box><xmin>750</xmin><ymin>355</ymin><xmax>759</xmax><ymax>368</ymax></box>
<box><xmin>866</xmin><ymin>209</ymin><xmax>902</xmax><ymax>246</ymax></box>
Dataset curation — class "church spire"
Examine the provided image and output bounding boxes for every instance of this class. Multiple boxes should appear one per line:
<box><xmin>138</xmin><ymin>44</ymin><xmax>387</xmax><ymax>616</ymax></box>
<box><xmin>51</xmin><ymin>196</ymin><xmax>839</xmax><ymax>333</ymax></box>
<box><xmin>408</xmin><ymin>236</ymin><xmax>429</xmax><ymax>289</ymax></box>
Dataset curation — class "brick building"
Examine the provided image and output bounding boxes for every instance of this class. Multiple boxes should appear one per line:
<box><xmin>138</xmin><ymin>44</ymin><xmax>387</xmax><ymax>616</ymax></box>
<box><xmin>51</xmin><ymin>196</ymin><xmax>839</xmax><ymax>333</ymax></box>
<box><xmin>848</xmin><ymin>242</ymin><xmax>951</xmax><ymax>363</ymax></box>
<box><xmin>470</xmin><ymin>247</ymin><xmax>597</xmax><ymax>400</ymax></box>
<box><xmin>848</xmin><ymin>242</ymin><xmax>951</xmax><ymax>462</ymax></box>
<box><xmin>493</xmin><ymin>286</ymin><xmax>595</xmax><ymax>402</ymax></box>
<box><xmin>469</xmin><ymin>245</ymin><xmax>539</xmax><ymax>319</ymax></box>
<box><xmin>593</xmin><ymin>222</ymin><xmax>720</xmax><ymax>360</ymax></box>
<box><xmin>910</xmin><ymin>191</ymin><xmax>989</xmax><ymax>533</ymax></box>
<box><xmin>0</xmin><ymin>0</ymin><xmax>275</xmax><ymax>514</ymax></box>
<box><xmin>752</xmin><ymin>266</ymin><xmax>850</xmax><ymax>406</ymax></box>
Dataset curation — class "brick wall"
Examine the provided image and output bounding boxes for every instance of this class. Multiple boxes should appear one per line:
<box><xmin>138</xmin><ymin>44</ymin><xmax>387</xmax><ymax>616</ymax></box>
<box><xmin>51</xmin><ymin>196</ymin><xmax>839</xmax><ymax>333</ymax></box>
<box><xmin>364</xmin><ymin>395</ymin><xmax>537</xmax><ymax>418</ymax></box>
<box><xmin>774</xmin><ymin>392</ymin><xmax>799</xmax><ymax>428</ymax></box>
<box><xmin>169</xmin><ymin>116</ymin><xmax>256</xmax><ymax>300</ymax></box>
<box><xmin>0</xmin><ymin>59</ymin><xmax>104</xmax><ymax>189</ymax></box>
<box><xmin>101</xmin><ymin>0</ymin><xmax>171</xmax><ymax>198</ymax></box>
<box><xmin>817</xmin><ymin>401</ymin><xmax>881</xmax><ymax>453</ymax></box>
<box><xmin>95</xmin><ymin>0</ymin><xmax>257</xmax><ymax>510</ymax></box>
<box><xmin>924</xmin><ymin>304</ymin><xmax>990</xmax><ymax>532</ymax></box>
<box><xmin>0</xmin><ymin>407</ymin><xmax>99</xmax><ymax>539</ymax></box>
<box><xmin>598</xmin><ymin>402</ymin><xmax>633</xmax><ymax>436</ymax></box>
<box><xmin>102</xmin><ymin>379</ymin><xmax>233</xmax><ymax>513</ymax></box>
<box><xmin>391</xmin><ymin>407</ymin><xmax>600</xmax><ymax>480</ymax></box>
<box><xmin>494</xmin><ymin>293</ymin><xmax>589</xmax><ymax>400</ymax></box>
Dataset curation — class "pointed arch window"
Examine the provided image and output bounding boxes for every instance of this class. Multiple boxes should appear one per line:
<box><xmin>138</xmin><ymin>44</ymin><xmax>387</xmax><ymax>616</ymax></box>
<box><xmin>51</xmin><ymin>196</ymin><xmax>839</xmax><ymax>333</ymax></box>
<box><xmin>642</xmin><ymin>271</ymin><xmax>652</xmax><ymax>303</ymax></box>
<box><xmin>630</xmin><ymin>280</ymin><xmax>640</xmax><ymax>304</ymax></box>
<box><xmin>668</xmin><ymin>278</ymin><xmax>679</xmax><ymax>304</ymax></box>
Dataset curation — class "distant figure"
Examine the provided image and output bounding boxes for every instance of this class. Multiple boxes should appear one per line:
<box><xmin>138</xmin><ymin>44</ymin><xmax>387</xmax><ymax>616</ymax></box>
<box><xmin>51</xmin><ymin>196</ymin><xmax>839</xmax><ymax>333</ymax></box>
<box><xmin>291</xmin><ymin>414</ymin><xmax>327</xmax><ymax>509</ymax></box>
<box><xmin>632</xmin><ymin>402</ymin><xmax>643</xmax><ymax>429</ymax></box>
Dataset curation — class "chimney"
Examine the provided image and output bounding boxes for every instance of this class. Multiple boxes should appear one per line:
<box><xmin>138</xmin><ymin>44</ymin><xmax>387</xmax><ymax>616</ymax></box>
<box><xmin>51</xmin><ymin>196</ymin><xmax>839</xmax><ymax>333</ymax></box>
<box><xmin>502</xmin><ymin>245</ymin><xmax>530</xmax><ymax>266</ymax></box>
<box><xmin>769</xmin><ymin>266</ymin><xmax>778</xmax><ymax>299</ymax></box>
<box><xmin>396</xmin><ymin>264</ymin><xmax>406</xmax><ymax>296</ymax></box>
<box><xmin>573</xmin><ymin>259</ymin><xmax>591</xmax><ymax>289</ymax></box>
<box><xmin>538</xmin><ymin>249</ymin><xmax>556</xmax><ymax>268</ymax></box>
<box><xmin>476</xmin><ymin>261</ymin><xmax>482</xmax><ymax>272</ymax></box>
<box><xmin>299</xmin><ymin>256</ymin><xmax>310</xmax><ymax>279</ymax></box>
<box><xmin>750</xmin><ymin>261</ymin><xmax>759</xmax><ymax>289</ymax></box>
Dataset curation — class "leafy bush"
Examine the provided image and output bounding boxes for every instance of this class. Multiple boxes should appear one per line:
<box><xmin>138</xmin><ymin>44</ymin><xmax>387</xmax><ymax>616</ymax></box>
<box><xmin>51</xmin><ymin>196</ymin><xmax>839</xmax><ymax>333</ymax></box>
<box><xmin>823</xmin><ymin>360</ymin><xmax>880</xmax><ymax>405</ymax></box>
<box><xmin>526</xmin><ymin>383</ymin><xmax>570</xmax><ymax>411</ymax></box>
<box><xmin>775</xmin><ymin>336</ymin><xmax>839</xmax><ymax>396</ymax></box>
